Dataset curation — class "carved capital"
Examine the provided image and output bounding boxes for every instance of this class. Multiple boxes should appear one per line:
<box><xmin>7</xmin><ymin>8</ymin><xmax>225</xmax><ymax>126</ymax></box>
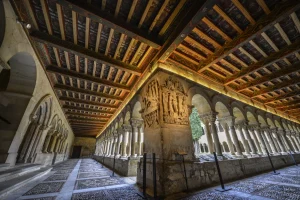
<box><xmin>122</xmin><ymin>124</ymin><xmax>132</xmax><ymax>132</ymax></box>
<box><xmin>218</xmin><ymin>115</ymin><xmax>235</xmax><ymax>127</ymax></box>
<box><xmin>199</xmin><ymin>111</ymin><xmax>218</xmax><ymax>124</ymax></box>
<box><xmin>131</xmin><ymin>118</ymin><xmax>143</xmax><ymax>128</ymax></box>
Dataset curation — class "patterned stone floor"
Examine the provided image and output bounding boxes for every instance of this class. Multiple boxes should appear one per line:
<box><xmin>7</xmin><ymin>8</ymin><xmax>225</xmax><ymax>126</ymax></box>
<box><xmin>5</xmin><ymin>159</ymin><xmax>300</xmax><ymax>200</ymax></box>
<box><xmin>176</xmin><ymin>165</ymin><xmax>300</xmax><ymax>200</ymax></box>
<box><xmin>5</xmin><ymin>158</ymin><xmax>141</xmax><ymax>200</ymax></box>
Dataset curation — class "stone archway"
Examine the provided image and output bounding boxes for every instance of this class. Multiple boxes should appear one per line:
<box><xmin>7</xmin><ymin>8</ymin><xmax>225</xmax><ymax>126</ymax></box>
<box><xmin>0</xmin><ymin>52</ymin><xmax>37</xmax><ymax>164</ymax></box>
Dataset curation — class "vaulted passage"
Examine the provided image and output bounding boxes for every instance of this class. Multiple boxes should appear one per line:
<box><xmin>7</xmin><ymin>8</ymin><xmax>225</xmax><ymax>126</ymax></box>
<box><xmin>1</xmin><ymin>0</ymin><xmax>300</xmax><ymax>199</ymax></box>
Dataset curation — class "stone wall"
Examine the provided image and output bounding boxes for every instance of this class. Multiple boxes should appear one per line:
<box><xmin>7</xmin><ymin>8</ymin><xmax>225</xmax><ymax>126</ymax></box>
<box><xmin>137</xmin><ymin>154</ymin><xmax>300</xmax><ymax>196</ymax></box>
<box><xmin>73</xmin><ymin>137</ymin><xmax>96</xmax><ymax>157</ymax></box>
<box><xmin>0</xmin><ymin>0</ymin><xmax>74</xmax><ymax>165</ymax></box>
<box><xmin>93</xmin><ymin>155</ymin><xmax>139</xmax><ymax>176</ymax></box>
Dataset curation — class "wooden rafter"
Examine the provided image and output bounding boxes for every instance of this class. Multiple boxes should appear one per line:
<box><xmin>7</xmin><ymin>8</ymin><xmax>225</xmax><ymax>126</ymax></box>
<box><xmin>54</xmin><ymin>84</ymin><xmax>123</xmax><ymax>101</ymax></box>
<box><xmin>275</xmin><ymin>99</ymin><xmax>300</xmax><ymax>109</ymax></box>
<box><xmin>59</xmin><ymin>96</ymin><xmax>117</xmax><ymax>108</ymax></box>
<box><xmin>252</xmin><ymin>79</ymin><xmax>300</xmax><ymax>98</ymax></box>
<box><xmin>225</xmin><ymin>40</ymin><xmax>300</xmax><ymax>85</ymax></box>
<box><xmin>31</xmin><ymin>31</ymin><xmax>142</xmax><ymax>76</ymax></box>
<box><xmin>57</xmin><ymin>0</ymin><xmax>161</xmax><ymax>49</ymax></box>
<box><xmin>198</xmin><ymin>1</ymin><xmax>300</xmax><ymax>73</ymax></box>
<box><xmin>68</xmin><ymin>116</ymin><xmax>107</xmax><ymax>122</ymax></box>
<box><xmin>265</xmin><ymin>90</ymin><xmax>300</xmax><ymax>104</ymax></box>
<box><xmin>66</xmin><ymin>112</ymin><xmax>110</xmax><ymax>119</ymax></box>
<box><xmin>232</xmin><ymin>0</ymin><xmax>255</xmax><ymax>25</ymax></box>
<box><xmin>63</xmin><ymin>105</ymin><xmax>114</xmax><ymax>114</ymax></box>
<box><xmin>153</xmin><ymin>0</ymin><xmax>217</xmax><ymax>63</ymax></box>
<box><xmin>237</xmin><ymin>62</ymin><xmax>300</xmax><ymax>92</ymax></box>
<box><xmin>46</xmin><ymin>65</ymin><xmax>131</xmax><ymax>91</ymax></box>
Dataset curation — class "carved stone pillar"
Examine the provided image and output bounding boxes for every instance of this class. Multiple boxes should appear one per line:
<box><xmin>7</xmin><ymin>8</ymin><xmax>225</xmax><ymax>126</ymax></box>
<box><xmin>279</xmin><ymin>130</ymin><xmax>292</xmax><ymax>151</ymax></box>
<box><xmin>271</xmin><ymin>128</ymin><xmax>285</xmax><ymax>153</ymax></box>
<box><xmin>219</xmin><ymin>119</ymin><xmax>235</xmax><ymax>155</ymax></box>
<box><xmin>242</xmin><ymin>123</ymin><xmax>257</xmax><ymax>154</ymax></box>
<box><xmin>128</xmin><ymin>129</ymin><xmax>132</xmax><ymax>156</ymax></box>
<box><xmin>287</xmin><ymin>133</ymin><xmax>298</xmax><ymax>152</ymax></box>
<box><xmin>263</xmin><ymin>128</ymin><xmax>278</xmax><ymax>153</ymax></box>
<box><xmin>291</xmin><ymin>134</ymin><xmax>300</xmax><ymax>151</ymax></box>
<box><xmin>236</xmin><ymin>123</ymin><xmax>250</xmax><ymax>155</ymax></box>
<box><xmin>114</xmin><ymin>132</ymin><xmax>119</xmax><ymax>156</ymax></box>
<box><xmin>248</xmin><ymin>125</ymin><xmax>262</xmax><ymax>154</ymax></box>
<box><xmin>138</xmin><ymin>74</ymin><xmax>196</xmax><ymax>195</ymax></box>
<box><xmin>117</xmin><ymin>133</ymin><xmax>122</xmax><ymax>155</ymax></box>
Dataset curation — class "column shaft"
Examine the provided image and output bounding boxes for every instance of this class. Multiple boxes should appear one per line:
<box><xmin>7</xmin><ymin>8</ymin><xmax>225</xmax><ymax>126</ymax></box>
<box><xmin>211</xmin><ymin>122</ymin><xmax>222</xmax><ymax>156</ymax></box>
<box><xmin>229</xmin><ymin>125</ymin><xmax>242</xmax><ymax>156</ymax></box>
<box><xmin>223</xmin><ymin>125</ymin><xmax>235</xmax><ymax>155</ymax></box>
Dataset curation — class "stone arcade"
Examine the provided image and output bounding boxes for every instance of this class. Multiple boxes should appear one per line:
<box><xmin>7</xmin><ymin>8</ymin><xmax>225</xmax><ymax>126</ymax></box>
<box><xmin>1</xmin><ymin>0</ymin><xmax>300</xmax><ymax>199</ymax></box>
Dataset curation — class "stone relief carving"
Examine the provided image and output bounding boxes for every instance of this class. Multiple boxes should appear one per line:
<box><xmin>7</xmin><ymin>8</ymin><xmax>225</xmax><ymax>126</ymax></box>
<box><xmin>161</xmin><ymin>76</ymin><xmax>188</xmax><ymax>125</ymax></box>
<box><xmin>141</xmin><ymin>76</ymin><xmax>189</xmax><ymax>128</ymax></box>
<box><xmin>142</xmin><ymin>79</ymin><xmax>160</xmax><ymax>128</ymax></box>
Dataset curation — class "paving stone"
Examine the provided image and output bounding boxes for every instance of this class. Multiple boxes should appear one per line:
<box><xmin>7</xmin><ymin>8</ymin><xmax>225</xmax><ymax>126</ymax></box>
<box><xmin>24</xmin><ymin>182</ymin><xmax>65</xmax><ymax>195</ymax></box>
<box><xmin>181</xmin><ymin>191</ymin><xmax>248</xmax><ymax>200</ymax></box>
<box><xmin>78</xmin><ymin>172</ymin><xmax>110</xmax><ymax>179</ymax></box>
<box><xmin>255</xmin><ymin>185</ymin><xmax>300</xmax><ymax>200</ymax></box>
<box><xmin>54</xmin><ymin>169</ymin><xmax>73</xmax><ymax>174</ymax></box>
<box><xmin>72</xmin><ymin>186</ymin><xmax>143</xmax><ymax>200</ymax></box>
<box><xmin>75</xmin><ymin>178</ymin><xmax>124</xmax><ymax>190</ymax></box>
<box><xmin>229</xmin><ymin>180</ymin><xmax>272</xmax><ymax>193</ymax></box>
<box><xmin>265</xmin><ymin>174</ymin><xmax>300</xmax><ymax>185</ymax></box>
<box><xmin>25</xmin><ymin>197</ymin><xmax>56</xmax><ymax>200</ymax></box>
<box><xmin>79</xmin><ymin>168</ymin><xmax>106</xmax><ymax>173</ymax></box>
<box><xmin>45</xmin><ymin>174</ymin><xmax>69</xmax><ymax>181</ymax></box>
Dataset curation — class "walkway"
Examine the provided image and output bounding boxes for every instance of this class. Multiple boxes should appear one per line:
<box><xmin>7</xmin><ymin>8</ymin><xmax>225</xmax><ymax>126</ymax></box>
<box><xmin>5</xmin><ymin>158</ymin><xmax>142</xmax><ymax>200</ymax></box>
<box><xmin>4</xmin><ymin>159</ymin><xmax>300</xmax><ymax>200</ymax></box>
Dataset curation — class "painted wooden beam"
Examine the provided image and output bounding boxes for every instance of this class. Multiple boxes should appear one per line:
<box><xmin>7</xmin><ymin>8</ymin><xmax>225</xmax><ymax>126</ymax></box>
<box><xmin>54</xmin><ymin>84</ymin><xmax>123</xmax><ymax>101</ymax></box>
<box><xmin>198</xmin><ymin>1</ymin><xmax>300</xmax><ymax>73</ymax></box>
<box><xmin>237</xmin><ymin>62</ymin><xmax>300</xmax><ymax>92</ymax></box>
<box><xmin>31</xmin><ymin>31</ymin><xmax>142</xmax><ymax>76</ymax></box>
<box><xmin>46</xmin><ymin>65</ymin><xmax>131</xmax><ymax>91</ymax></box>
<box><xmin>59</xmin><ymin>96</ymin><xmax>117</xmax><ymax>108</ymax></box>
<box><xmin>56</xmin><ymin>0</ymin><xmax>161</xmax><ymax>49</ymax></box>
<box><xmin>66</xmin><ymin>112</ymin><xmax>110</xmax><ymax>119</ymax></box>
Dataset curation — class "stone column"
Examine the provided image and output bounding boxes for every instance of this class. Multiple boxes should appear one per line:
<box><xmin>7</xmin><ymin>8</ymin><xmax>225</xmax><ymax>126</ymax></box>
<box><xmin>224</xmin><ymin>116</ymin><xmax>243</xmax><ymax>157</ymax></box>
<box><xmin>114</xmin><ymin>133</ymin><xmax>119</xmax><ymax>156</ymax></box>
<box><xmin>199</xmin><ymin>119</ymin><xmax>214</xmax><ymax>154</ymax></box>
<box><xmin>121</xmin><ymin>125</ymin><xmax>130</xmax><ymax>157</ymax></box>
<box><xmin>279</xmin><ymin>130</ymin><xmax>292</xmax><ymax>152</ymax></box>
<box><xmin>236</xmin><ymin>123</ymin><xmax>250</xmax><ymax>155</ymax></box>
<box><xmin>42</xmin><ymin>133</ymin><xmax>53</xmax><ymax>153</ymax></box>
<box><xmin>271</xmin><ymin>128</ymin><xmax>284</xmax><ymax>153</ymax></box>
<box><xmin>260</xmin><ymin>129</ymin><xmax>272</xmax><ymax>153</ymax></box>
<box><xmin>248</xmin><ymin>126</ymin><xmax>262</xmax><ymax>154</ymax></box>
<box><xmin>54</xmin><ymin>135</ymin><xmax>62</xmax><ymax>153</ymax></box>
<box><xmin>254</xmin><ymin>128</ymin><xmax>267</xmax><ymax>154</ymax></box>
<box><xmin>49</xmin><ymin>133</ymin><xmax>58</xmax><ymax>153</ymax></box>
<box><xmin>210</xmin><ymin>116</ymin><xmax>222</xmax><ymax>156</ymax></box>
<box><xmin>264</xmin><ymin>128</ymin><xmax>278</xmax><ymax>153</ymax></box>
<box><xmin>292</xmin><ymin>134</ymin><xmax>300</xmax><ymax>151</ymax></box>
<box><xmin>287</xmin><ymin>133</ymin><xmax>298</xmax><ymax>152</ymax></box>
<box><xmin>117</xmin><ymin>134</ymin><xmax>122</xmax><ymax>156</ymax></box>
<box><xmin>131</xmin><ymin>119</ymin><xmax>140</xmax><ymax>157</ymax></box>
<box><xmin>219</xmin><ymin>120</ymin><xmax>235</xmax><ymax>155</ymax></box>
<box><xmin>106</xmin><ymin>139</ymin><xmax>111</xmax><ymax>155</ymax></box>
<box><xmin>138</xmin><ymin>125</ymin><xmax>144</xmax><ymax>156</ymax></box>
<box><xmin>242</xmin><ymin>123</ymin><xmax>257</xmax><ymax>154</ymax></box>
<box><xmin>128</xmin><ymin>130</ymin><xmax>132</xmax><ymax>156</ymax></box>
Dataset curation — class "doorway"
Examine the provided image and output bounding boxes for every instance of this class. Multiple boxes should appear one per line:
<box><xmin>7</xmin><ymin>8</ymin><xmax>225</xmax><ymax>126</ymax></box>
<box><xmin>71</xmin><ymin>146</ymin><xmax>82</xmax><ymax>158</ymax></box>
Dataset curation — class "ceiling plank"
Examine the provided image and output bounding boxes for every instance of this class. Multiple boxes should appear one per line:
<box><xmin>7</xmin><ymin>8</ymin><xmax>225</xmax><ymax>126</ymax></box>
<box><xmin>252</xmin><ymin>79</ymin><xmax>300</xmax><ymax>98</ymax></box>
<box><xmin>225</xmin><ymin>40</ymin><xmax>300</xmax><ymax>85</ymax></box>
<box><xmin>66</xmin><ymin>112</ymin><xmax>111</xmax><ymax>119</ymax></box>
<box><xmin>56</xmin><ymin>0</ymin><xmax>161</xmax><ymax>49</ymax></box>
<box><xmin>54</xmin><ymin>84</ymin><xmax>123</xmax><ymax>101</ymax></box>
<box><xmin>72</xmin><ymin>11</ymin><xmax>77</xmax><ymax>45</ymax></box>
<box><xmin>274</xmin><ymin>23</ymin><xmax>291</xmax><ymax>45</ymax></box>
<box><xmin>40</xmin><ymin>0</ymin><xmax>53</xmax><ymax>35</ymax></box>
<box><xmin>193</xmin><ymin>27</ymin><xmax>221</xmax><ymax>49</ymax></box>
<box><xmin>56</xmin><ymin>4</ymin><xmax>65</xmax><ymax>40</ymax></box>
<box><xmin>198</xmin><ymin>1</ymin><xmax>300</xmax><ymax>73</ymax></box>
<box><xmin>232</xmin><ymin>0</ymin><xmax>255</xmax><ymax>25</ymax></box>
<box><xmin>46</xmin><ymin>65</ymin><xmax>131</xmax><ymax>91</ymax></box>
<box><xmin>59</xmin><ymin>96</ymin><xmax>117</xmax><ymax>108</ymax></box>
<box><xmin>256</xmin><ymin>0</ymin><xmax>270</xmax><ymax>14</ymax></box>
<box><xmin>63</xmin><ymin>105</ymin><xmax>114</xmax><ymax>114</ymax></box>
<box><xmin>152</xmin><ymin>0</ymin><xmax>217</xmax><ymax>63</ymax></box>
<box><xmin>149</xmin><ymin>0</ymin><xmax>169</xmax><ymax>33</ymax></box>
<box><xmin>213</xmin><ymin>5</ymin><xmax>243</xmax><ymax>34</ymax></box>
<box><xmin>264</xmin><ymin>90</ymin><xmax>300</xmax><ymax>104</ymax></box>
<box><xmin>237</xmin><ymin>62</ymin><xmax>300</xmax><ymax>92</ymax></box>
<box><xmin>68</xmin><ymin>116</ymin><xmax>108</xmax><ymax>122</ymax></box>
<box><xmin>291</xmin><ymin>12</ymin><xmax>300</xmax><ymax>33</ymax></box>
<box><xmin>202</xmin><ymin>17</ymin><xmax>231</xmax><ymax>42</ymax></box>
<box><xmin>31</xmin><ymin>31</ymin><xmax>142</xmax><ymax>76</ymax></box>
<box><xmin>275</xmin><ymin>99</ymin><xmax>300</xmax><ymax>109</ymax></box>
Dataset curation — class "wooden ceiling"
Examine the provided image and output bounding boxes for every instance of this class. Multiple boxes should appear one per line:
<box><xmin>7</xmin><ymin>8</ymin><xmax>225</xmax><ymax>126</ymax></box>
<box><xmin>12</xmin><ymin>0</ymin><xmax>300</xmax><ymax>137</ymax></box>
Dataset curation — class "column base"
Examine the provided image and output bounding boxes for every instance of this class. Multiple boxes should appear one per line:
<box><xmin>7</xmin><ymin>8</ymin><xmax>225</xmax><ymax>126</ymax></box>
<box><xmin>233</xmin><ymin>155</ymin><xmax>245</xmax><ymax>159</ymax></box>
<box><xmin>280</xmin><ymin>152</ymin><xmax>289</xmax><ymax>155</ymax></box>
<box><xmin>272</xmin><ymin>153</ymin><xmax>281</xmax><ymax>156</ymax></box>
<box><xmin>250</xmin><ymin>154</ymin><xmax>260</xmax><ymax>158</ymax></box>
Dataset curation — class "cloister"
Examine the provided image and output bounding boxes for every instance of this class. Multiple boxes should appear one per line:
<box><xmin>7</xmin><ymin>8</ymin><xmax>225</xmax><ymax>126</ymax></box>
<box><xmin>1</xmin><ymin>0</ymin><xmax>300</xmax><ymax>199</ymax></box>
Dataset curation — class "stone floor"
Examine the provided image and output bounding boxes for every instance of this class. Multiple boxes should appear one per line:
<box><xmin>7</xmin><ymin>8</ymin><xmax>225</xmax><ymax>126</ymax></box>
<box><xmin>173</xmin><ymin>165</ymin><xmax>300</xmax><ymax>200</ymax></box>
<box><xmin>4</xmin><ymin>159</ymin><xmax>300</xmax><ymax>200</ymax></box>
<box><xmin>5</xmin><ymin>158</ymin><xmax>142</xmax><ymax>200</ymax></box>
